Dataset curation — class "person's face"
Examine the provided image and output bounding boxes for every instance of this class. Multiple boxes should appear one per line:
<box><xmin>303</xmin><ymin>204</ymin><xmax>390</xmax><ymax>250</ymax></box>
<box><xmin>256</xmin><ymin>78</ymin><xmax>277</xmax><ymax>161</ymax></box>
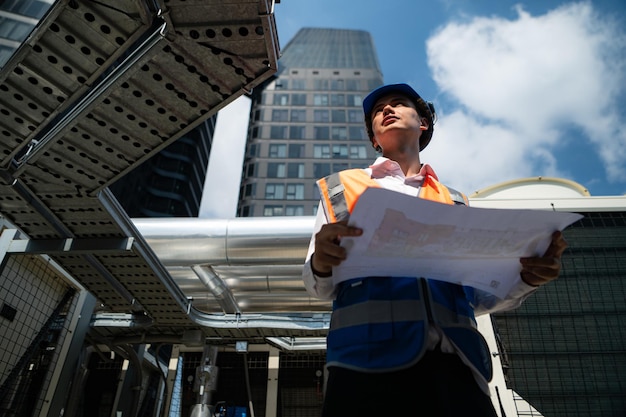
<box><xmin>370</xmin><ymin>93</ymin><xmax>428</xmax><ymax>151</ymax></box>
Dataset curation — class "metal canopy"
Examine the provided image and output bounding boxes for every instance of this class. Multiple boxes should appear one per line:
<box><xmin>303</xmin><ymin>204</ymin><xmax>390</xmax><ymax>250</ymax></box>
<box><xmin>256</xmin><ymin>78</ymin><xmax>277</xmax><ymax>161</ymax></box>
<box><xmin>0</xmin><ymin>0</ymin><xmax>322</xmax><ymax>344</ymax></box>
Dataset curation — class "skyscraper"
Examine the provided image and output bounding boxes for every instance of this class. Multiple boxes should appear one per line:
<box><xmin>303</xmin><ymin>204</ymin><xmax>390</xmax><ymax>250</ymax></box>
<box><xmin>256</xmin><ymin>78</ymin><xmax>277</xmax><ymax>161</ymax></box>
<box><xmin>110</xmin><ymin>116</ymin><xmax>216</xmax><ymax>217</ymax></box>
<box><xmin>238</xmin><ymin>28</ymin><xmax>383</xmax><ymax>217</ymax></box>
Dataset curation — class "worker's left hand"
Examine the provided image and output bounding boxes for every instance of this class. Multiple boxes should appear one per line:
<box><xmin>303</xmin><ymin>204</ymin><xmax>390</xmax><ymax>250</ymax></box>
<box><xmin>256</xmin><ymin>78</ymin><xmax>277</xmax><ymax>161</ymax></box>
<box><xmin>519</xmin><ymin>231</ymin><xmax>568</xmax><ymax>286</ymax></box>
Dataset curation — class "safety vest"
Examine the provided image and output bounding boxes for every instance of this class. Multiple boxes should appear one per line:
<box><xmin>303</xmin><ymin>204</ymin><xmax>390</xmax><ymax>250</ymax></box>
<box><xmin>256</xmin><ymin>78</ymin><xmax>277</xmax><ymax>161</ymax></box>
<box><xmin>317</xmin><ymin>168</ymin><xmax>468</xmax><ymax>223</ymax></box>
<box><xmin>316</xmin><ymin>169</ymin><xmax>492</xmax><ymax>381</ymax></box>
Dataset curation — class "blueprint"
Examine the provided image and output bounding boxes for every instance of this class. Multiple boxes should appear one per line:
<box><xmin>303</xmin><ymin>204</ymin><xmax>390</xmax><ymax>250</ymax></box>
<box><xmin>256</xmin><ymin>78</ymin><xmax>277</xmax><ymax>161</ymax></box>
<box><xmin>334</xmin><ymin>187</ymin><xmax>583</xmax><ymax>298</ymax></box>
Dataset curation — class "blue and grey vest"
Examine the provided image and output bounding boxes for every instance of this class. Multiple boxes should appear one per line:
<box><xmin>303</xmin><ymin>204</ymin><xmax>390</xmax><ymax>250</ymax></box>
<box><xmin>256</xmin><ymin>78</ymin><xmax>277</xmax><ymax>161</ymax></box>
<box><xmin>318</xmin><ymin>169</ymin><xmax>492</xmax><ymax>381</ymax></box>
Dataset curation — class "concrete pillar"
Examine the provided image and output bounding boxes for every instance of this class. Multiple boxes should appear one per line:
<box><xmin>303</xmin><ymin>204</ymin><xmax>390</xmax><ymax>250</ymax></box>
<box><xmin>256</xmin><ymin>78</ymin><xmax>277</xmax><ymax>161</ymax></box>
<box><xmin>264</xmin><ymin>347</ymin><xmax>280</xmax><ymax>417</ymax></box>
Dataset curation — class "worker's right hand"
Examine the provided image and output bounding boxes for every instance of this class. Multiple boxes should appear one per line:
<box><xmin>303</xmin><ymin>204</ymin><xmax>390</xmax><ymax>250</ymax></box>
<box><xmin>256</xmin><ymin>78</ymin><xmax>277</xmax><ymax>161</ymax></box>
<box><xmin>311</xmin><ymin>221</ymin><xmax>363</xmax><ymax>275</ymax></box>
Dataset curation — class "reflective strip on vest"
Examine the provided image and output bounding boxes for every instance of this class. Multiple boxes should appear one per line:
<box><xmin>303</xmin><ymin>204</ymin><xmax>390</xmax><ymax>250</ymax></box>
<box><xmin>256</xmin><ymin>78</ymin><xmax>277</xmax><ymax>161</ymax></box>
<box><xmin>330</xmin><ymin>299</ymin><xmax>427</xmax><ymax>331</ymax></box>
<box><xmin>317</xmin><ymin>169</ymin><xmax>383</xmax><ymax>222</ymax></box>
<box><xmin>430</xmin><ymin>300</ymin><xmax>475</xmax><ymax>327</ymax></box>
<box><xmin>330</xmin><ymin>293</ymin><xmax>475</xmax><ymax>331</ymax></box>
<box><xmin>326</xmin><ymin>173</ymin><xmax>349</xmax><ymax>222</ymax></box>
<box><xmin>447</xmin><ymin>186</ymin><xmax>469</xmax><ymax>206</ymax></box>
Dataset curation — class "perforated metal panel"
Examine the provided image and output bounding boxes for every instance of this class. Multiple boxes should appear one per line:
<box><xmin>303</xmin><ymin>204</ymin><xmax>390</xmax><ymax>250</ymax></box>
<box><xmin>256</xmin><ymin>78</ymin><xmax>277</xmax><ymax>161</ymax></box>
<box><xmin>0</xmin><ymin>0</ymin><xmax>283</xmax><ymax>341</ymax></box>
<box><xmin>0</xmin><ymin>1</ymin><xmax>151</xmax><ymax>169</ymax></box>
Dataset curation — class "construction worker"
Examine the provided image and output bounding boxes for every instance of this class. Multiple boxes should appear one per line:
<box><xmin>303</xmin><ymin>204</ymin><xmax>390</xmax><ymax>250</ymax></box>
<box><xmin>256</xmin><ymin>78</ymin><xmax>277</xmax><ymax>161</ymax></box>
<box><xmin>302</xmin><ymin>83</ymin><xmax>568</xmax><ymax>417</ymax></box>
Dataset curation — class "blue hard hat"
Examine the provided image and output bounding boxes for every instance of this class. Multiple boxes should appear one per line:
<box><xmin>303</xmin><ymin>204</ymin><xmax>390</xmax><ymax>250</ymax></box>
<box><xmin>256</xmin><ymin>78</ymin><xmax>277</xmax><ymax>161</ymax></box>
<box><xmin>362</xmin><ymin>83</ymin><xmax>436</xmax><ymax>151</ymax></box>
<box><xmin>362</xmin><ymin>83</ymin><xmax>423</xmax><ymax>116</ymax></box>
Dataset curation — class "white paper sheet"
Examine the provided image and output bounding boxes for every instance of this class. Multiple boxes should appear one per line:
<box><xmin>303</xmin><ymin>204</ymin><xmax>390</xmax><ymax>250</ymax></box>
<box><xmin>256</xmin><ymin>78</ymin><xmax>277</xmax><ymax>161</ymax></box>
<box><xmin>334</xmin><ymin>187</ymin><xmax>583</xmax><ymax>298</ymax></box>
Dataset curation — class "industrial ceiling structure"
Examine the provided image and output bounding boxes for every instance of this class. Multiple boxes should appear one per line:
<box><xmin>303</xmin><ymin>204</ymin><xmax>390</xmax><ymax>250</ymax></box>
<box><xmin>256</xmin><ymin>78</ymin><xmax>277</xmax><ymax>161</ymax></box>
<box><xmin>0</xmin><ymin>0</ymin><xmax>331</xmax><ymax>346</ymax></box>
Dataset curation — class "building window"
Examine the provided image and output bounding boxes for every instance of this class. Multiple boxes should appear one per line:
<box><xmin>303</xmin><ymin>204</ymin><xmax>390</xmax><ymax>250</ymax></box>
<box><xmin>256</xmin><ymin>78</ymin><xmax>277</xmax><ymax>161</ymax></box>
<box><xmin>3</xmin><ymin>1</ymin><xmax>51</xmax><ymax>17</ymax></box>
<box><xmin>246</xmin><ymin>163</ymin><xmax>256</xmax><ymax>177</ymax></box>
<box><xmin>314</xmin><ymin>145</ymin><xmax>331</xmax><ymax>159</ymax></box>
<box><xmin>286</xmin><ymin>184</ymin><xmax>304</xmax><ymax>200</ymax></box>
<box><xmin>332</xmin><ymin>110</ymin><xmax>346</xmax><ymax>123</ymax></box>
<box><xmin>347</xmin><ymin>94</ymin><xmax>363</xmax><ymax>107</ymax></box>
<box><xmin>272</xmin><ymin>109</ymin><xmax>288</xmax><ymax>122</ymax></box>
<box><xmin>248</xmin><ymin>144</ymin><xmax>258</xmax><ymax>157</ymax></box>
<box><xmin>270</xmin><ymin>126</ymin><xmax>287</xmax><ymax>139</ymax></box>
<box><xmin>285</xmin><ymin>205</ymin><xmax>304</xmax><ymax>216</ymax></box>
<box><xmin>313</xmin><ymin>94</ymin><xmax>329</xmax><ymax>106</ymax></box>
<box><xmin>314</xmin><ymin>110</ymin><xmax>329</xmax><ymax>122</ymax></box>
<box><xmin>288</xmin><ymin>144</ymin><xmax>305</xmax><ymax>158</ymax></box>
<box><xmin>269</xmin><ymin>144</ymin><xmax>286</xmax><ymax>158</ymax></box>
<box><xmin>333</xmin><ymin>163</ymin><xmax>349</xmax><ymax>172</ymax></box>
<box><xmin>350</xmin><ymin>145</ymin><xmax>367</xmax><ymax>159</ymax></box>
<box><xmin>0</xmin><ymin>20</ymin><xmax>35</xmax><ymax>43</ymax></box>
<box><xmin>346</xmin><ymin>79</ymin><xmax>359</xmax><ymax>91</ymax></box>
<box><xmin>331</xmin><ymin>94</ymin><xmax>345</xmax><ymax>106</ymax></box>
<box><xmin>314</xmin><ymin>126</ymin><xmax>330</xmax><ymax>140</ymax></box>
<box><xmin>275</xmin><ymin>79</ymin><xmax>287</xmax><ymax>89</ymax></box>
<box><xmin>263</xmin><ymin>205</ymin><xmax>283</xmax><ymax>216</ymax></box>
<box><xmin>291</xmin><ymin>109</ymin><xmax>306</xmax><ymax>122</ymax></box>
<box><xmin>331</xmin><ymin>127</ymin><xmax>347</xmax><ymax>140</ymax></box>
<box><xmin>331</xmin><ymin>79</ymin><xmax>345</xmax><ymax>90</ymax></box>
<box><xmin>289</xmin><ymin>126</ymin><xmax>305</xmax><ymax>139</ymax></box>
<box><xmin>292</xmin><ymin>79</ymin><xmax>306</xmax><ymax>90</ymax></box>
<box><xmin>291</xmin><ymin>93</ymin><xmax>307</xmax><ymax>105</ymax></box>
<box><xmin>314</xmin><ymin>163</ymin><xmax>331</xmax><ymax>178</ymax></box>
<box><xmin>314</xmin><ymin>79</ymin><xmax>329</xmax><ymax>90</ymax></box>
<box><xmin>244</xmin><ymin>183</ymin><xmax>256</xmax><ymax>197</ymax></box>
<box><xmin>267</xmin><ymin>163</ymin><xmax>286</xmax><ymax>178</ymax></box>
<box><xmin>265</xmin><ymin>184</ymin><xmax>285</xmax><ymax>199</ymax></box>
<box><xmin>349</xmin><ymin>126</ymin><xmax>366</xmax><ymax>140</ymax></box>
<box><xmin>273</xmin><ymin>94</ymin><xmax>289</xmax><ymax>105</ymax></box>
<box><xmin>348</xmin><ymin>110</ymin><xmax>362</xmax><ymax>123</ymax></box>
<box><xmin>288</xmin><ymin>163</ymin><xmax>305</xmax><ymax>178</ymax></box>
<box><xmin>332</xmin><ymin>144</ymin><xmax>348</xmax><ymax>158</ymax></box>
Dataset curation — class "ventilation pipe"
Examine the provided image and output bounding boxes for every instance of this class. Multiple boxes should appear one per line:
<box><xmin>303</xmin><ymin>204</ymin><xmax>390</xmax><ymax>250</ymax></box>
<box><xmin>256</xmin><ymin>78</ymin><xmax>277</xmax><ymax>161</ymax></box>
<box><xmin>132</xmin><ymin>217</ymin><xmax>315</xmax><ymax>267</ymax></box>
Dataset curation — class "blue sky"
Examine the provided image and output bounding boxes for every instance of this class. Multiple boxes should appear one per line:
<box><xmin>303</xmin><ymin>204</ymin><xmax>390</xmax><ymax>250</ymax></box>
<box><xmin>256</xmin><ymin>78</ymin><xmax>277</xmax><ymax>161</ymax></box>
<box><xmin>273</xmin><ymin>0</ymin><xmax>626</xmax><ymax>197</ymax></box>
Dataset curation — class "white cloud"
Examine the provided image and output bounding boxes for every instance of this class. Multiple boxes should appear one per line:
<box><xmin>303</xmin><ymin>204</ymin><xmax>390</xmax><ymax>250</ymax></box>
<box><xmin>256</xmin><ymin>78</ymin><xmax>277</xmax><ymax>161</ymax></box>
<box><xmin>425</xmin><ymin>2</ymin><xmax>626</xmax><ymax>191</ymax></box>
<box><xmin>422</xmin><ymin>110</ymin><xmax>560</xmax><ymax>194</ymax></box>
<box><xmin>198</xmin><ymin>96</ymin><xmax>251</xmax><ymax>218</ymax></box>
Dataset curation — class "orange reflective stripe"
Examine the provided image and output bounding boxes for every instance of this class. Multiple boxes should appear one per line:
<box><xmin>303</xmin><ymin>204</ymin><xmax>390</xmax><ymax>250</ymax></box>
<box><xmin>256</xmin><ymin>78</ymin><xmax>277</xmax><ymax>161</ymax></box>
<box><xmin>338</xmin><ymin>169</ymin><xmax>381</xmax><ymax>214</ymax></box>
<box><xmin>317</xmin><ymin>176</ymin><xmax>338</xmax><ymax>223</ymax></box>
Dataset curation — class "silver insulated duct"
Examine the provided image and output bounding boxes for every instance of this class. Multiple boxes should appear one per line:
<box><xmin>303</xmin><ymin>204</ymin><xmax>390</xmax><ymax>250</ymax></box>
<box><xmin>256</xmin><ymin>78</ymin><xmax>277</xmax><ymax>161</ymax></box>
<box><xmin>132</xmin><ymin>217</ymin><xmax>331</xmax><ymax>315</ymax></box>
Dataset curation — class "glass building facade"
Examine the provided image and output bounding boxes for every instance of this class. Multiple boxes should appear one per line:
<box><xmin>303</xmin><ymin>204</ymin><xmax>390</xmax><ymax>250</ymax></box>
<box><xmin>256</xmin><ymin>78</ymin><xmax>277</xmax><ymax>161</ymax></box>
<box><xmin>110</xmin><ymin>117</ymin><xmax>216</xmax><ymax>217</ymax></box>
<box><xmin>493</xmin><ymin>211</ymin><xmax>626</xmax><ymax>416</ymax></box>
<box><xmin>0</xmin><ymin>0</ymin><xmax>54</xmax><ymax>69</ymax></box>
<box><xmin>238</xmin><ymin>28</ymin><xmax>384</xmax><ymax>217</ymax></box>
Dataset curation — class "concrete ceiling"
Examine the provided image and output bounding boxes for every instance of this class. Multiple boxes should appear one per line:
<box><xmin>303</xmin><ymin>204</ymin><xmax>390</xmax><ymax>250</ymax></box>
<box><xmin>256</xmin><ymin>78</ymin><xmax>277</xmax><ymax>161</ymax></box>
<box><xmin>0</xmin><ymin>0</ymin><xmax>330</xmax><ymax>346</ymax></box>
